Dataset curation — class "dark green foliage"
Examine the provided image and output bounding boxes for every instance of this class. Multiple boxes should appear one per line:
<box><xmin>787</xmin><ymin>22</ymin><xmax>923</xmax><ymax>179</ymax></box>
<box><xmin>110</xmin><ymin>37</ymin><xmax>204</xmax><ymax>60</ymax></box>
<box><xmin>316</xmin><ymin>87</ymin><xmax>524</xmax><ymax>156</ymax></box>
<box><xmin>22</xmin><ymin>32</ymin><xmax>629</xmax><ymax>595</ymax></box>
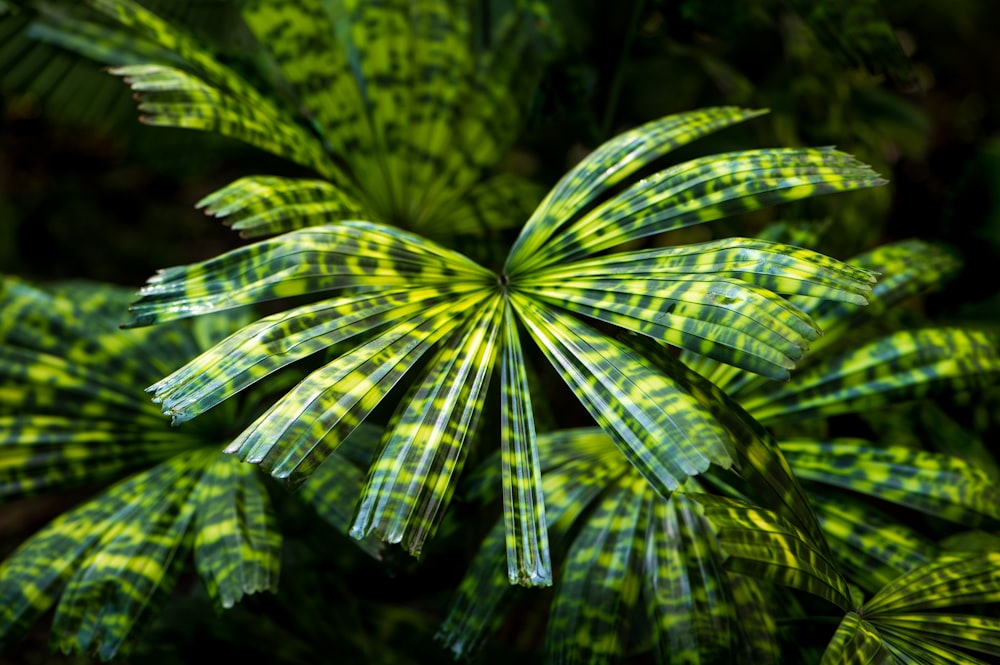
<box><xmin>1</xmin><ymin>0</ymin><xmax>999</xmax><ymax>663</ymax></box>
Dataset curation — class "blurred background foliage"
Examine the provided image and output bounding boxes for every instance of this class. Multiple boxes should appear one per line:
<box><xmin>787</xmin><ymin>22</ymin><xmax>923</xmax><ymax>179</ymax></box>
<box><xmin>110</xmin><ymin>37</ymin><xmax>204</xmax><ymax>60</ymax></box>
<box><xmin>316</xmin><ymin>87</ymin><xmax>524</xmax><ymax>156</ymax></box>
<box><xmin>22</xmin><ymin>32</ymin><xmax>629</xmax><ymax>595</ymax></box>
<box><xmin>1</xmin><ymin>0</ymin><xmax>998</xmax><ymax>662</ymax></box>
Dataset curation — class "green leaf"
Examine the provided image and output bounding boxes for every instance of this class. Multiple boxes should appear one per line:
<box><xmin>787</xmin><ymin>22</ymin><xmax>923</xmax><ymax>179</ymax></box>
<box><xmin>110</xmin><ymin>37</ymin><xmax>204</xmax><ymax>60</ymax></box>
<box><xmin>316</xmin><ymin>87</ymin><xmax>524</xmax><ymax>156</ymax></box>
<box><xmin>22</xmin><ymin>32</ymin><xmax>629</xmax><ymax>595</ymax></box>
<box><xmin>191</xmin><ymin>452</ymin><xmax>281</xmax><ymax>611</ymax></box>
<box><xmin>0</xmin><ymin>456</ymin><xmax>188</xmax><ymax>655</ymax></box>
<box><xmin>498</xmin><ymin>302</ymin><xmax>550</xmax><ymax>586</ymax></box>
<box><xmin>350</xmin><ymin>295</ymin><xmax>503</xmax><ymax>556</ymax></box>
<box><xmin>822</xmin><ymin>612</ymin><xmax>893</xmax><ymax>665</ymax></box>
<box><xmin>864</xmin><ymin>552</ymin><xmax>1000</xmax><ymax>615</ymax></box>
<box><xmin>197</xmin><ymin>176</ymin><xmax>367</xmax><ymax>238</ymax></box>
<box><xmin>687</xmin><ymin>239</ymin><xmax>961</xmax><ymax>396</ymax></box>
<box><xmin>508</xmin><ymin>138</ymin><xmax>885</xmax><ymax>276</ymax></box>
<box><xmin>808</xmin><ymin>492</ymin><xmax>936</xmax><ymax>592</ymax></box>
<box><xmin>783</xmin><ymin>439</ymin><xmax>1000</xmax><ymax>526</ymax></box>
<box><xmin>622</xmin><ymin>334</ymin><xmax>830</xmax><ymax>552</ymax></box>
<box><xmin>125</xmin><ymin>221</ymin><xmax>494</xmax><ymax>327</ymax></box>
<box><xmin>692</xmin><ymin>494</ymin><xmax>853</xmax><ymax>611</ymax></box>
<box><xmin>440</xmin><ymin>173</ymin><xmax>546</xmax><ymax>236</ymax></box>
<box><xmin>517</xmin><ymin>237</ymin><xmax>874</xmax><ymax>379</ymax></box>
<box><xmin>643</xmin><ymin>492</ymin><xmax>740</xmax><ymax>664</ymax></box>
<box><xmin>111</xmin><ymin>63</ymin><xmax>340</xmax><ymax>180</ymax></box>
<box><xmin>545</xmin><ymin>475</ymin><xmax>647</xmax><ymax>665</ymax></box>
<box><xmin>505</xmin><ymin>107</ymin><xmax>769</xmax><ymax>271</ymax></box>
<box><xmin>438</xmin><ymin>429</ymin><xmax>631</xmax><ymax>658</ymax></box>
<box><xmin>240</xmin><ymin>0</ymin><xmax>373</xmax><ymax>161</ymax></box>
<box><xmin>51</xmin><ymin>456</ymin><xmax>202</xmax><ymax>659</ymax></box>
<box><xmin>146</xmin><ymin>286</ymin><xmax>468</xmax><ymax>424</ymax></box>
<box><xmin>823</xmin><ymin>553</ymin><xmax>1000</xmax><ymax>664</ymax></box>
<box><xmin>225</xmin><ymin>293</ymin><xmax>488</xmax><ymax>483</ymax></box>
<box><xmin>511</xmin><ymin>293</ymin><xmax>732</xmax><ymax>497</ymax></box>
<box><xmin>742</xmin><ymin>328</ymin><xmax>1000</xmax><ymax>423</ymax></box>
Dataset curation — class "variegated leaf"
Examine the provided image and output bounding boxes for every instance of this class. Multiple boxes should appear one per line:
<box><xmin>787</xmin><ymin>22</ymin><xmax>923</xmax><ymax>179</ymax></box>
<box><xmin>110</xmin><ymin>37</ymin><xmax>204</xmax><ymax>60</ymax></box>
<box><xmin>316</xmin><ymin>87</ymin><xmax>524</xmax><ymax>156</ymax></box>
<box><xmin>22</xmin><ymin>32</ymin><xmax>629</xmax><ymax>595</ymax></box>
<box><xmin>507</xmin><ymin>136</ymin><xmax>885</xmax><ymax>276</ymax></box>
<box><xmin>498</xmin><ymin>301</ymin><xmax>550</xmax><ymax>586</ymax></box>
<box><xmin>783</xmin><ymin>439</ymin><xmax>1000</xmax><ymax>526</ymax></box>
<box><xmin>809</xmin><ymin>492</ymin><xmax>936</xmax><ymax>593</ymax></box>
<box><xmin>743</xmin><ymin>328</ymin><xmax>1000</xmax><ymax>424</ymax></box>
<box><xmin>197</xmin><ymin>176</ymin><xmax>367</xmax><ymax>238</ymax></box>
<box><xmin>511</xmin><ymin>294</ymin><xmax>732</xmax><ymax>497</ymax></box>
<box><xmin>545</xmin><ymin>475</ymin><xmax>647</xmax><ymax>665</ymax></box>
<box><xmin>125</xmin><ymin>221</ymin><xmax>494</xmax><ymax>327</ymax></box>
<box><xmin>350</xmin><ymin>295</ymin><xmax>503</xmax><ymax>556</ymax></box>
<box><xmin>225</xmin><ymin>294</ymin><xmax>489</xmax><ymax>482</ymax></box>
<box><xmin>691</xmin><ymin>494</ymin><xmax>853</xmax><ymax>611</ymax></box>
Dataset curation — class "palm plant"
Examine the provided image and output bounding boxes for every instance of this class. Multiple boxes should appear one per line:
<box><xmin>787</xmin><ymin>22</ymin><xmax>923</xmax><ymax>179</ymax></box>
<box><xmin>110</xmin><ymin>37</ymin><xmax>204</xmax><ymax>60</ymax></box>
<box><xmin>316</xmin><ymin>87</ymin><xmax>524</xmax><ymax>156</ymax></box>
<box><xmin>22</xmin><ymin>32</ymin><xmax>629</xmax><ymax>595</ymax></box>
<box><xmin>0</xmin><ymin>279</ymin><xmax>376</xmax><ymax>660</ymax></box>
<box><xmin>3</xmin><ymin>0</ymin><xmax>998</xmax><ymax>663</ymax></box>
<box><xmin>440</xmin><ymin>238</ymin><xmax>1000</xmax><ymax>663</ymax></box>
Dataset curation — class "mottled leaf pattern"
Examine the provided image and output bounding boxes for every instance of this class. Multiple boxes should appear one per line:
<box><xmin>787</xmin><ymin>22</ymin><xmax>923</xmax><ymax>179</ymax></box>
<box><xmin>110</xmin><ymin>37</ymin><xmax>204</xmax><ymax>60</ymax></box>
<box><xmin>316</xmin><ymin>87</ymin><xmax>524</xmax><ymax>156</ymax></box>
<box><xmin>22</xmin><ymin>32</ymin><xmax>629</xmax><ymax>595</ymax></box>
<box><xmin>197</xmin><ymin>176</ymin><xmax>367</xmax><ymax>238</ymax></box>
<box><xmin>516</xmin><ymin>238</ymin><xmax>874</xmax><ymax>380</ymax></box>
<box><xmin>693</xmin><ymin>494</ymin><xmax>853</xmax><ymax>609</ymax></box>
<box><xmin>191</xmin><ymin>451</ymin><xmax>282</xmax><ymax>610</ymax></box>
<box><xmin>545</xmin><ymin>475</ymin><xmax>647</xmax><ymax>665</ymax></box>
<box><xmin>350</xmin><ymin>295</ymin><xmax>503</xmax><ymax>555</ymax></box>
<box><xmin>686</xmin><ymin>239</ymin><xmax>961</xmax><ymax>395</ymax></box>
<box><xmin>809</xmin><ymin>493</ymin><xmax>936</xmax><ymax>593</ymax></box>
<box><xmin>783</xmin><ymin>439</ymin><xmax>1000</xmax><ymax>526</ymax></box>
<box><xmin>743</xmin><ymin>328</ymin><xmax>1000</xmax><ymax>423</ymax></box>
<box><xmin>0</xmin><ymin>280</ymin><xmax>366</xmax><ymax>657</ymax></box>
<box><xmin>498</xmin><ymin>302</ymin><xmax>550</xmax><ymax>586</ymax></box>
<box><xmin>824</xmin><ymin>553</ymin><xmax>1000</xmax><ymax>664</ymax></box>
<box><xmin>441</xmin><ymin>430</ymin><xmax>780</xmax><ymax>662</ymax></box>
<box><xmin>511</xmin><ymin>293</ymin><xmax>732</xmax><ymax>496</ymax></box>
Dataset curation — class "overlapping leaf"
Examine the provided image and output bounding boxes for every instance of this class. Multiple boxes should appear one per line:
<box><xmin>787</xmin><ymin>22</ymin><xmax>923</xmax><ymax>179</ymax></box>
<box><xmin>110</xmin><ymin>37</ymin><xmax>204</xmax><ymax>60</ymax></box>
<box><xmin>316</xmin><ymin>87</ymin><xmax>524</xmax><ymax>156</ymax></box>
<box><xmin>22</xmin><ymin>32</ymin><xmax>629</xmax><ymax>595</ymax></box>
<box><xmin>438</xmin><ymin>430</ymin><xmax>778</xmax><ymax>663</ymax></box>
<box><xmin>0</xmin><ymin>280</ymin><xmax>372</xmax><ymax>658</ymax></box>
<box><xmin>127</xmin><ymin>105</ymin><xmax>882</xmax><ymax>585</ymax></box>
<box><xmin>783</xmin><ymin>440</ymin><xmax>1000</xmax><ymax>526</ymax></box>
<box><xmin>824</xmin><ymin>553</ymin><xmax>1000</xmax><ymax>664</ymax></box>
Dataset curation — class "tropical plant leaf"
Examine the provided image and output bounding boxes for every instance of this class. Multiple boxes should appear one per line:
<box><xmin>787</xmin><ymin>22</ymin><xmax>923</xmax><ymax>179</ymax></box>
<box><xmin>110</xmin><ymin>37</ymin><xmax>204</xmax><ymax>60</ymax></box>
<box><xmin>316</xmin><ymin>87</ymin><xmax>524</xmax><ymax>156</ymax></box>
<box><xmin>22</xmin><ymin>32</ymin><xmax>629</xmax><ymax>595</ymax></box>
<box><xmin>622</xmin><ymin>334</ymin><xmax>829</xmax><ymax>551</ymax></box>
<box><xmin>498</xmin><ymin>302</ymin><xmax>550</xmax><ymax>586</ymax></box>
<box><xmin>821</xmin><ymin>612</ymin><xmax>893</xmax><ymax>665</ymax></box>
<box><xmin>196</xmin><ymin>175</ymin><xmax>367</xmax><ymax>238</ymax></box>
<box><xmin>0</xmin><ymin>279</ymin><xmax>370</xmax><ymax>657</ymax></box>
<box><xmin>349</xmin><ymin>295</ymin><xmax>503</xmax><ymax>556</ymax></box>
<box><xmin>742</xmin><ymin>328</ymin><xmax>1000</xmax><ymax>423</ymax></box>
<box><xmin>692</xmin><ymin>494</ymin><xmax>853</xmax><ymax>611</ymax></box>
<box><xmin>111</xmin><ymin>63</ymin><xmax>340</xmax><ymax>180</ymax></box>
<box><xmin>642</xmin><ymin>491</ymin><xmax>741</xmax><ymax>664</ymax></box>
<box><xmin>297</xmin><ymin>426</ymin><xmax>383</xmax><ymax>560</ymax></box>
<box><xmin>191</xmin><ymin>451</ymin><xmax>282</xmax><ymax>611</ymax></box>
<box><xmin>239</xmin><ymin>0</ymin><xmax>374</xmax><ymax>160</ymax></box>
<box><xmin>438</xmin><ymin>429</ymin><xmax>630</xmax><ymax>658</ymax></box>
<box><xmin>824</xmin><ymin>553</ymin><xmax>1000</xmax><ymax>664</ymax></box>
<box><xmin>125</xmin><ymin>105</ymin><xmax>883</xmax><ymax>581</ymax></box>
<box><xmin>510</xmin><ymin>294</ymin><xmax>733</xmax><ymax>496</ymax></box>
<box><xmin>685</xmin><ymin>239</ymin><xmax>961</xmax><ymax>396</ymax></box>
<box><xmin>808</xmin><ymin>492</ymin><xmax>936</xmax><ymax>593</ymax></box>
<box><xmin>545</xmin><ymin>474</ymin><xmax>648</xmax><ymax>665</ymax></box>
<box><xmin>505</xmin><ymin>107</ymin><xmax>769</xmax><ymax>270</ymax></box>
<box><xmin>783</xmin><ymin>439</ymin><xmax>1000</xmax><ymax>526</ymax></box>
<box><xmin>442</xmin><ymin>429</ymin><xmax>781</xmax><ymax>663</ymax></box>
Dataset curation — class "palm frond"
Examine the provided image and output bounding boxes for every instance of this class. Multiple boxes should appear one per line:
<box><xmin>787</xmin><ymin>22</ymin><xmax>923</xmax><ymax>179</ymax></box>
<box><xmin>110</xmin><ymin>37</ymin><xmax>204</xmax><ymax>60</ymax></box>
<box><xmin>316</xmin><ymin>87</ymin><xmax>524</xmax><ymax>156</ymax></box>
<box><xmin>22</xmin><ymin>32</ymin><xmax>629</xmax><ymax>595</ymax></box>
<box><xmin>824</xmin><ymin>553</ymin><xmax>1000</xmax><ymax>664</ymax></box>
<box><xmin>125</xmin><ymin>105</ymin><xmax>882</xmax><ymax>583</ymax></box>
<box><xmin>783</xmin><ymin>440</ymin><xmax>1000</xmax><ymax>526</ymax></box>
<box><xmin>0</xmin><ymin>279</ymin><xmax>372</xmax><ymax>657</ymax></box>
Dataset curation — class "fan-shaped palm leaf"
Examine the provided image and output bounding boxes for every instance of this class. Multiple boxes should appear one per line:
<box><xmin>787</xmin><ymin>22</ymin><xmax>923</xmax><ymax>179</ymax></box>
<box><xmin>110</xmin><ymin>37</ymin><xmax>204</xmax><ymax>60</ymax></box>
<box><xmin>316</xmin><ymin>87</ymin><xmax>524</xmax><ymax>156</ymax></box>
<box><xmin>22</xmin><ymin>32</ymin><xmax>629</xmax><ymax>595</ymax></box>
<box><xmin>25</xmin><ymin>0</ymin><xmax>551</xmax><ymax>242</ymax></box>
<box><xmin>124</xmin><ymin>106</ymin><xmax>882</xmax><ymax>585</ymax></box>
<box><xmin>442</xmin><ymin>238</ymin><xmax>1000</xmax><ymax>661</ymax></box>
<box><xmin>0</xmin><ymin>279</ymin><xmax>375</xmax><ymax>659</ymax></box>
